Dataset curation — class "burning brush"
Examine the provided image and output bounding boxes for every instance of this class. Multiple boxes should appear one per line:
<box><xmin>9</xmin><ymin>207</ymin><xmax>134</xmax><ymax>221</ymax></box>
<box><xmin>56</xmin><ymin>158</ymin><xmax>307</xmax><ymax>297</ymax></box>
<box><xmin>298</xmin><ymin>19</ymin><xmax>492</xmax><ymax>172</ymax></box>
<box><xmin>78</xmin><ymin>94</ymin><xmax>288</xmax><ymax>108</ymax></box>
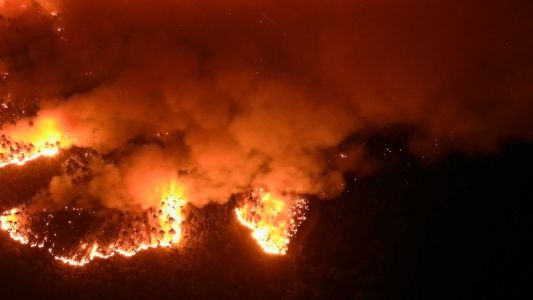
<box><xmin>0</xmin><ymin>116</ymin><xmax>73</xmax><ymax>168</ymax></box>
<box><xmin>0</xmin><ymin>183</ymin><xmax>187</xmax><ymax>266</ymax></box>
<box><xmin>0</xmin><ymin>113</ymin><xmax>310</xmax><ymax>265</ymax></box>
<box><xmin>0</xmin><ymin>123</ymin><xmax>189</xmax><ymax>266</ymax></box>
<box><xmin>235</xmin><ymin>188</ymin><xmax>308</xmax><ymax>255</ymax></box>
<box><xmin>0</xmin><ymin>119</ymin><xmax>307</xmax><ymax>266</ymax></box>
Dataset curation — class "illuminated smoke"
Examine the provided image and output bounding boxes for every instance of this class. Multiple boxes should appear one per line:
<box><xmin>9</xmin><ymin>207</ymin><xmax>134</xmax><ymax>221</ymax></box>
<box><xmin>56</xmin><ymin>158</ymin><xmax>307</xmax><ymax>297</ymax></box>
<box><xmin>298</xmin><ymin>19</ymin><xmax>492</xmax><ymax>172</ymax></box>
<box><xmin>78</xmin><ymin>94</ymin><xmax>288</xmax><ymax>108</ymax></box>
<box><xmin>0</xmin><ymin>0</ymin><xmax>532</xmax><ymax>261</ymax></box>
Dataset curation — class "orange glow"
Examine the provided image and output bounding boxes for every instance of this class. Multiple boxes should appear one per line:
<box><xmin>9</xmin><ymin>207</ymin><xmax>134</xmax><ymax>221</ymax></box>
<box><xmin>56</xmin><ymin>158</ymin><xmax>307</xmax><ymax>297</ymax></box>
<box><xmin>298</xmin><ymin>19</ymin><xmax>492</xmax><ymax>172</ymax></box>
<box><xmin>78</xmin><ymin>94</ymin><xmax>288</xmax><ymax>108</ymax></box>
<box><xmin>0</xmin><ymin>116</ymin><xmax>73</xmax><ymax>168</ymax></box>
<box><xmin>0</xmin><ymin>0</ymin><xmax>59</xmax><ymax>16</ymax></box>
<box><xmin>0</xmin><ymin>208</ymin><xmax>32</xmax><ymax>245</ymax></box>
<box><xmin>0</xmin><ymin>182</ymin><xmax>187</xmax><ymax>266</ymax></box>
<box><xmin>156</xmin><ymin>182</ymin><xmax>186</xmax><ymax>247</ymax></box>
<box><xmin>235</xmin><ymin>189</ymin><xmax>308</xmax><ymax>255</ymax></box>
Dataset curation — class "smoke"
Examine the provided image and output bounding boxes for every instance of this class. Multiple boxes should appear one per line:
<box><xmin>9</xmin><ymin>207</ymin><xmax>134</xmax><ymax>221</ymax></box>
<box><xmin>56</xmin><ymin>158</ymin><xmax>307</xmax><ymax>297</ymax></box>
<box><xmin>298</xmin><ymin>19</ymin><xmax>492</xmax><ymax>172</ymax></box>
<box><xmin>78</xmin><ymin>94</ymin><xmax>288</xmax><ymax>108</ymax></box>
<box><xmin>1</xmin><ymin>0</ymin><xmax>532</xmax><ymax>209</ymax></box>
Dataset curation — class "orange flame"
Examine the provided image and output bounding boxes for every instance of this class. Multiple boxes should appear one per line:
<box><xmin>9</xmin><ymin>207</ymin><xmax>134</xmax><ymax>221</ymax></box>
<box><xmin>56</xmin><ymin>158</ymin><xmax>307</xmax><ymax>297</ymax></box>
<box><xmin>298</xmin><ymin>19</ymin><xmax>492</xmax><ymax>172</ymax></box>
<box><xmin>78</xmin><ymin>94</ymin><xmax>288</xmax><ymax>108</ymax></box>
<box><xmin>0</xmin><ymin>208</ymin><xmax>32</xmax><ymax>245</ymax></box>
<box><xmin>0</xmin><ymin>116</ymin><xmax>73</xmax><ymax>168</ymax></box>
<box><xmin>0</xmin><ymin>0</ymin><xmax>59</xmax><ymax>17</ymax></box>
<box><xmin>235</xmin><ymin>189</ymin><xmax>308</xmax><ymax>255</ymax></box>
<box><xmin>0</xmin><ymin>182</ymin><xmax>187</xmax><ymax>266</ymax></box>
<box><xmin>0</xmin><ymin>115</ymin><xmax>189</xmax><ymax>266</ymax></box>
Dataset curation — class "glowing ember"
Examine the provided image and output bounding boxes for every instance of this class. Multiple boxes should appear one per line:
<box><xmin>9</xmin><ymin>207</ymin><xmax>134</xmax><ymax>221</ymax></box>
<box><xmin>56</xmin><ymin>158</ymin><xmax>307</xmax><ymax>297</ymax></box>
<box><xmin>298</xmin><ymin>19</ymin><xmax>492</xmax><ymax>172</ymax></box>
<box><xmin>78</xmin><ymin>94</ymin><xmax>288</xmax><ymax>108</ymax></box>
<box><xmin>0</xmin><ymin>182</ymin><xmax>187</xmax><ymax>266</ymax></box>
<box><xmin>0</xmin><ymin>116</ymin><xmax>72</xmax><ymax>168</ymax></box>
<box><xmin>235</xmin><ymin>189</ymin><xmax>308</xmax><ymax>255</ymax></box>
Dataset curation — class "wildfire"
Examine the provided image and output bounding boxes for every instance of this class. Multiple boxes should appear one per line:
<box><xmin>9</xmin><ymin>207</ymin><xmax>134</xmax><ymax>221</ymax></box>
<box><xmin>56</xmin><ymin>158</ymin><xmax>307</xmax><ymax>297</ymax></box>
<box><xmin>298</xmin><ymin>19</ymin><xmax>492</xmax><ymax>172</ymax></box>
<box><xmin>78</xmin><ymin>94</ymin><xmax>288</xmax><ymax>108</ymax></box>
<box><xmin>0</xmin><ymin>113</ymin><xmax>309</xmax><ymax>263</ymax></box>
<box><xmin>0</xmin><ymin>0</ymin><xmax>59</xmax><ymax>17</ymax></box>
<box><xmin>0</xmin><ymin>207</ymin><xmax>32</xmax><ymax>245</ymax></box>
<box><xmin>235</xmin><ymin>189</ymin><xmax>308</xmax><ymax>255</ymax></box>
<box><xmin>0</xmin><ymin>113</ymin><xmax>189</xmax><ymax>266</ymax></box>
<box><xmin>0</xmin><ymin>182</ymin><xmax>187</xmax><ymax>266</ymax></box>
<box><xmin>0</xmin><ymin>116</ymin><xmax>72</xmax><ymax>168</ymax></box>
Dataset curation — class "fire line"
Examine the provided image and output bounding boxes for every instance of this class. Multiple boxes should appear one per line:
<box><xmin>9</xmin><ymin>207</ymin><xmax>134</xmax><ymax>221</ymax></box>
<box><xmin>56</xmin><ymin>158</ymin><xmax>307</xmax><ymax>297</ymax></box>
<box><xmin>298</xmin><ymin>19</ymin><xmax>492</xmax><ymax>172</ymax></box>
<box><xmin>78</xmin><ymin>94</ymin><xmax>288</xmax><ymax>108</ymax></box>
<box><xmin>235</xmin><ymin>189</ymin><xmax>308</xmax><ymax>255</ymax></box>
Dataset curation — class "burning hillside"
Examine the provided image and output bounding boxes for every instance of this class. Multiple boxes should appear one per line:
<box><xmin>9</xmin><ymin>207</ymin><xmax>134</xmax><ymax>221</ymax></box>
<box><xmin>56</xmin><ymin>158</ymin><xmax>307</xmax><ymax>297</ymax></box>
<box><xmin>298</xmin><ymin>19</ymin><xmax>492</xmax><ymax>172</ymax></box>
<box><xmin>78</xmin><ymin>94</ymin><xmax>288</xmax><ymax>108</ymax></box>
<box><xmin>235</xmin><ymin>189</ymin><xmax>308</xmax><ymax>255</ymax></box>
<box><xmin>1</xmin><ymin>183</ymin><xmax>186</xmax><ymax>266</ymax></box>
<box><xmin>0</xmin><ymin>0</ymin><xmax>532</xmax><ymax>280</ymax></box>
<box><xmin>0</xmin><ymin>112</ymin><xmax>311</xmax><ymax>264</ymax></box>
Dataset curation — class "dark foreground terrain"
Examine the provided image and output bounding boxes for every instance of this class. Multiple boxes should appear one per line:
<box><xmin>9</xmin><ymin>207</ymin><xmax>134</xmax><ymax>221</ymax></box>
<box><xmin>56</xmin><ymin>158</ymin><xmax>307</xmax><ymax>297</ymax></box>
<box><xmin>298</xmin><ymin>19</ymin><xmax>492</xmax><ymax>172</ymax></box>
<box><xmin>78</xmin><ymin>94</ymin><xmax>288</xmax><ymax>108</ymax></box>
<box><xmin>0</xmin><ymin>142</ymin><xmax>531</xmax><ymax>300</ymax></box>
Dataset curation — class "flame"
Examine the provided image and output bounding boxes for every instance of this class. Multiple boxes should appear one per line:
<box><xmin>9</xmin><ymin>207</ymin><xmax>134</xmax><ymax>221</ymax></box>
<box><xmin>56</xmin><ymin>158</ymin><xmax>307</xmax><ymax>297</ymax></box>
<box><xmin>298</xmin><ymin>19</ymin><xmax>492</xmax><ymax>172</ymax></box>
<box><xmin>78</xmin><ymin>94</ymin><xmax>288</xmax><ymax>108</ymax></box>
<box><xmin>0</xmin><ymin>116</ymin><xmax>73</xmax><ymax>168</ymax></box>
<box><xmin>157</xmin><ymin>183</ymin><xmax>186</xmax><ymax>247</ymax></box>
<box><xmin>0</xmin><ymin>115</ymin><xmax>189</xmax><ymax>266</ymax></box>
<box><xmin>0</xmin><ymin>208</ymin><xmax>31</xmax><ymax>245</ymax></box>
<box><xmin>0</xmin><ymin>182</ymin><xmax>187</xmax><ymax>266</ymax></box>
<box><xmin>0</xmin><ymin>0</ymin><xmax>59</xmax><ymax>17</ymax></box>
<box><xmin>235</xmin><ymin>189</ymin><xmax>308</xmax><ymax>255</ymax></box>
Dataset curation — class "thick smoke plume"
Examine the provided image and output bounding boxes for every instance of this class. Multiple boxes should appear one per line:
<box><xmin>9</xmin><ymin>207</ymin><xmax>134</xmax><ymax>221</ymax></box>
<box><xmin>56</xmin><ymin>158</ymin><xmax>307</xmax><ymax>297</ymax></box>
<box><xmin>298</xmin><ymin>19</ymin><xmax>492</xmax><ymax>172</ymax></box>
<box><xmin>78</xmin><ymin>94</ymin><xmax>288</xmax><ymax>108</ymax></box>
<box><xmin>1</xmin><ymin>0</ymin><xmax>532</xmax><ymax>209</ymax></box>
